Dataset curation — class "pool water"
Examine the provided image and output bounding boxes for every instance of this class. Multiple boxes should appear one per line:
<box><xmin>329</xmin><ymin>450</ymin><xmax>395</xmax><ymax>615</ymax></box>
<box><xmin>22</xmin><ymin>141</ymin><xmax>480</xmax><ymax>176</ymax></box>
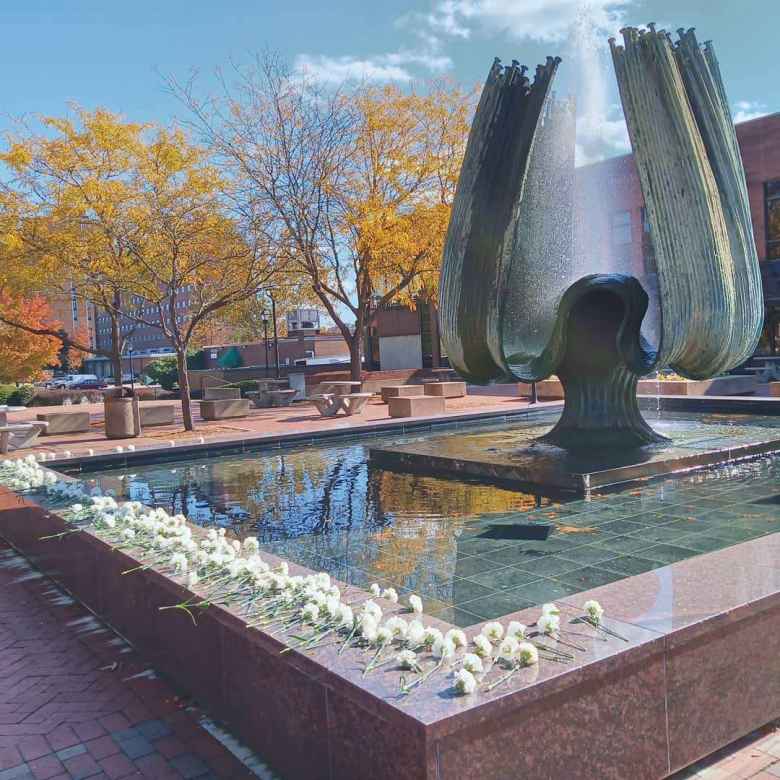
<box><xmin>80</xmin><ymin>412</ymin><xmax>780</xmax><ymax>627</ymax></box>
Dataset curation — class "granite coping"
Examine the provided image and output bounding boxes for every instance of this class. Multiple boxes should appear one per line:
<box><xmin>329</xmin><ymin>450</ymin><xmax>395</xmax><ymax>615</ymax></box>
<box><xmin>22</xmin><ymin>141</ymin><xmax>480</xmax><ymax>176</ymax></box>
<box><xmin>1</xmin><ymin>472</ymin><xmax>778</xmax><ymax>778</ymax></box>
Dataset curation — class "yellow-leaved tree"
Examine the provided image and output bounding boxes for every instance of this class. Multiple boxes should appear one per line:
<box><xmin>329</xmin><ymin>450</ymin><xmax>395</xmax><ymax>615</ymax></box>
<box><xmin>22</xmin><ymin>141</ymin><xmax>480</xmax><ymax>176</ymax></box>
<box><xmin>176</xmin><ymin>57</ymin><xmax>473</xmax><ymax>378</ymax></box>
<box><xmin>0</xmin><ymin>109</ymin><xmax>280</xmax><ymax>430</ymax></box>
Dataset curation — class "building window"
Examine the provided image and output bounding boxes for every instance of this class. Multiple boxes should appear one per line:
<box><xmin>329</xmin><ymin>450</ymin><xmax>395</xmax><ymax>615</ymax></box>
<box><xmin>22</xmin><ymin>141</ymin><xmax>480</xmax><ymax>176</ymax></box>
<box><xmin>611</xmin><ymin>210</ymin><xmax>632</xmax><ymax>245</ymax></box>
<box><xmin>767</xmin><ymin>179</ymin><xmax>780</xmax><ymax>260</ymax></box>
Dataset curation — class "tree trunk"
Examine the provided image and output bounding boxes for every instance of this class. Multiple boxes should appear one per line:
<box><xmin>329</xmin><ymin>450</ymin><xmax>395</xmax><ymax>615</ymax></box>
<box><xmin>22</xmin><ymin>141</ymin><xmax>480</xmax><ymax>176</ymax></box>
<box><xmin>176</xmin><ymin>349</ymin><xmax>195</xmax><ymax>431</ymax></box>
<box><xmin>110</xmin><ymin>316</ymin><xmax>123</xmax><ymax>388</ymax></box>
<box><xmin>348</xmin><ymin>334</ymin><xmax>362</xmax><ymax>381</ymax></box>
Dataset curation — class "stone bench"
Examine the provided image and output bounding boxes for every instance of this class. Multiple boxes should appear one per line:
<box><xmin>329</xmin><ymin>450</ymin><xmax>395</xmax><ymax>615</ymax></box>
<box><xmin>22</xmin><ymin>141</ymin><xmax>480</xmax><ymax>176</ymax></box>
<box><xmin>247</xmin><ymin>389</ymin><xmax>297</xmax><ymax>408</ymax></box>
<box><xmin>387</xmin><ymin>395</ymin><xmax>445</xmax><ymax>418</ymax></box>
<box><xmin>36</xmin><ymin>411</ymin><xmax>90</xmax><ymax>435</ymax></box>
<box><xmin>139</xmin><ymin>404</ymin><xmax>176</xmax><ymax>427</ymax></box>
<box><xmin>203</xmin><ymin>387</ymin><xmax>242</xmax><ymax>401</ymax></box>
<box><xmin>0</xmin><ymin>422</ymin><xmax>48</xmax><ymax>453</ymax></box>
<box><xmin>198</xmin><ymin>399</ymin><xmax>250</xmax><ymax>421</ymax></box>
<box><xmin>380</xmin><ymin>385</ymin><xmax>425</xmax><ymax>403</ymax></box>
<box><xmin>423</xmin><ymin>381</ymin><xmax>466</xmax><ymax>398</ymax></box>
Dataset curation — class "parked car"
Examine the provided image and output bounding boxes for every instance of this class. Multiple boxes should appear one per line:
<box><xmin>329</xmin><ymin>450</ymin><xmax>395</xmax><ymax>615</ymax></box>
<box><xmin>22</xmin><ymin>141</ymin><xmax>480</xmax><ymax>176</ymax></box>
<box><xmin>51</xmin><ymin>374</ymin><xmax>101</xmax><ymax>389</ymax></box>
<box><xmin>69</xmin><ymin>378</ymin><xmax>108</xmax><ymax>390</ymax></box>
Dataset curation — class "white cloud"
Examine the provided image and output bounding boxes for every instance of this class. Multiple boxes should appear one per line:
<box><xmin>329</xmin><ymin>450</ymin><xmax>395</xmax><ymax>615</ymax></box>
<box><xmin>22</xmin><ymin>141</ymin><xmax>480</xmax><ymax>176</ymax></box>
<box><xmin>293</xmin><ymin>48</ymin><xmax>453</xmax><ymax>85</ymax></box>
<box><xmin>422</xmin><ymin>0</ymin><xmax>634</xmax><ymax>44</ymax></box>
<box><xmin>732</xmin><ymin>100</ymin><xmax>769</xmax><ymax>124</ymax></box>
<box><xmin>575</xmin><ymin>105</ymin><xmax>630</xmax><ymax>166</ymax></box>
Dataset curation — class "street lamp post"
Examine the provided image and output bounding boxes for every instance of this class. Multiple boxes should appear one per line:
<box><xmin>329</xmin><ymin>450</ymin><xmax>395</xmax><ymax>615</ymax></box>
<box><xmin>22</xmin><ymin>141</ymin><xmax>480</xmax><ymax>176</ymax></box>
<box><xmin>270</xmin><ymin>293</ymin><xmax>280</xmax><ymax>378</ymax></box>
<box><xmin>261</xmin><ymin>311</ymin><xmax>269</xmax><ymax>378</ymax></box>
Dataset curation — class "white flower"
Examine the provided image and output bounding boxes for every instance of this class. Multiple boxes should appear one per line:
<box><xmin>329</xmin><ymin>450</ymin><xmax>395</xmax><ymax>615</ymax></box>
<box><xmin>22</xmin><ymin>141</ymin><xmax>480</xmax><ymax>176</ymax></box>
<box><xmin>375</xmin><ymin>626</ymin><xmax>392</xmax><ymax>645</ymax></box>
<box><xmin>337</xmin><ymin>604</ymin><xmax>354</xmax><ymax>629</ymax></box>
<box><xmin>370</xmin><ymin>583</ymin><xmax>381</xmax><ymax>597</ymax></box>
<box><xmin>301</xmin><ymin>603</ymin><xmax>320</xmax><ymax>623</ymax></box>
<box><xmin>507</xmin><ymin>621</ymin><xmax>527</xmax><ymax>640</ymax></box>
<box><xmin>186</xmin><ymin>571</ymin><xmax>200</xmax><ymax>588</ymax></box>
<box><xmin>397</xmin><ymin>649</ymin><xmax>418</xmax><ymax>670</ymax></box>
<box><xmin>445</xmin><ymin>629</ymin><xmax>468</xmax><ymax>649</ymax></box>
<box><xmin>71</xmin><ymin>503</ymin><xmax>83</xmax><ymax>513</ymax></box>
<box><xmin>360</xmin><ymin>614</ymin><xmax>379</xmax><ymax>642</ymax></box>
<box><xmin>584</xmin><ymin>599</ymin><xmax>604</xmax><ymax>623</ymax></box>
<box><xmin>482</xmin><ymin>622</ymin><xmax>504</xmax><ymax>642</ymax></box>
<box><xmin>454</xmin><ymin>668</ymin><xmax>477</xmax><ymax>695</ymax></box>
<box><xmin>381</xmin><ymin>587</ymin><xmax>398</xmax><ymax>603</ymax></box>
<box><xmin>362</xmin><ymin>600</ymin><xmax>383</xmax><ymax>622</ymax></box>
<box><xmin>537</xmin><ymin>613</ymin><xmax>560</xmax><ymax>635</ymax></box>
<box><xmin>473</xmin><ymin>634</ymin><xmax>493</xmax><ymax>658</ymax></box>
<box><xmin>408</xmin><ymin>594</ymin><xmax>423</xmax><ymax>614</ymax></box>
<box><xmin>121</xmin><ymin>528</ymin><xmax>136</xmax><ymax>542</ymax></box>
<box><xmin>385</xmin><ymin>616</ymin><xmax>408</xmax><ymax>640</ymax></box>
<box><xmin>407</xmin><ymin>620</ymin><xmax>425</xmax><ymax>647</ymax></box>
<box><xmin>462</xmin><ymin>653</ymin><xmax>484</xmax><ymax>674</ymax></box>
<box><xmin>432</xmin><ymin>637</ymin><xmax>456</xmax><ymax>660</ymax></box>
<box><xmin>517</xmin><ymin>642</ymin><xmax>538</xmax><ymax>666</ymax></box>
<box><xmin>497</xmin><ymin>636</ymin><xmax>519</xmax><ymax>661</ymax></box>
<box><xmin>422</xmin><ymin>626</ymin><xmax>443</xmax><ymax>647</ymax></box>
<box><xmin>170</xmin><ymin>553</ymin><xmax>188</xmax><ymax>574</ymax></box>
<box><xmin>542</xmin><ymin>602</ymin><xmax>560</xmax><ymax>617</ymax></box>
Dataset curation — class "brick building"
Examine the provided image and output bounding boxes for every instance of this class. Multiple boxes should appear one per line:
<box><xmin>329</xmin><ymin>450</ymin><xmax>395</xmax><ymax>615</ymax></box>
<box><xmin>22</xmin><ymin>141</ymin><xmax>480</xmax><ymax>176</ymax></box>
<box><xmin>47</xmin><ymin>285</ymin><xmax>96</xmax><ymax>351</ymax></box>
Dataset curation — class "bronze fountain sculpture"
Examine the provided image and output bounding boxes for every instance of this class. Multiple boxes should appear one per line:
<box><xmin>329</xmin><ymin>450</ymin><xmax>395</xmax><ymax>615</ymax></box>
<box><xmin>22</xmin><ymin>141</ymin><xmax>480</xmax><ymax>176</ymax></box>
<box><xmin>439</xmin><ymin>27</ymin><xmax>764</xmax><ymax>451</ymax></box>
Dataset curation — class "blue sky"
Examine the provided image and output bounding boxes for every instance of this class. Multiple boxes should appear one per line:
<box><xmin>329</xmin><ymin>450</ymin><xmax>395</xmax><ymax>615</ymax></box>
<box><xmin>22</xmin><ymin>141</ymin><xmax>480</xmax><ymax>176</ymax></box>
<box><xmin>2</xmin><ymin>0</ymin><xmax>778</xmax><ymax>164</ymax></box>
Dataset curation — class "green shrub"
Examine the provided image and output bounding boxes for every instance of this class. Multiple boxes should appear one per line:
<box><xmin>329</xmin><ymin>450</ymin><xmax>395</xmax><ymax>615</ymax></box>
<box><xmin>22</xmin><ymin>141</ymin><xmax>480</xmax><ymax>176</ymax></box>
<box><xmin>232</xmin><ymin>379</ymin><xmax>259</xmax><ymax>396</ymax></box>
<box><xmin>0</xmin><ymin>385</ymin><xmax>15</xmax><ymax>405</ymax></box>
<box><xmin>8</xmin><ymin>384</ymin><xmax>35</xmax><ymax>406</ymax></box>
<box><xmin>142</xmin><ymin>357</ymin><xmax>179</xmax><ymax>391</ymax></box>
<box><xmin>186</xmin><ymin>350</ymin><xmax>206</xmax><ymax>370</ymax></box>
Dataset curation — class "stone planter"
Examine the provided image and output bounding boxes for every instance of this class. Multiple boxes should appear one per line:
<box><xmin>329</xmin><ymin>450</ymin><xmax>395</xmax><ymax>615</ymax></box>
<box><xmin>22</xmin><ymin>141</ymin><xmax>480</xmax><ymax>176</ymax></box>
<box><xmin>103</xmin><ymin>394</ymin><xmax>141</xmax><ymax>439</ymax></box>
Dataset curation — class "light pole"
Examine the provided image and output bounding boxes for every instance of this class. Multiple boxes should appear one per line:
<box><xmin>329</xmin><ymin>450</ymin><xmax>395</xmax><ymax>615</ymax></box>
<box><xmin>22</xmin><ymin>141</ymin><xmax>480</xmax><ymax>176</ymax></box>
<box><xmin>270</xmin><ymin>292</ymin><xmax>280</xmax><ymax>379</ymax></box>
<box><xmin>261</xmin><ymin>311</ymin><xmax>269</xmax><ymax>377</ymax></box>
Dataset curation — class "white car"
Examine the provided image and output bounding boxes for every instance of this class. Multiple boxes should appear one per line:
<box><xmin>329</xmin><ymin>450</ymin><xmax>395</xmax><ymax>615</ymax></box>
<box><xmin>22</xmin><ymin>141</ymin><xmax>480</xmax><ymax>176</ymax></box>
<box><xmin>51</xmin><ymin>374</ymin><xmax>100</xmax><ymax>389</ymax></box>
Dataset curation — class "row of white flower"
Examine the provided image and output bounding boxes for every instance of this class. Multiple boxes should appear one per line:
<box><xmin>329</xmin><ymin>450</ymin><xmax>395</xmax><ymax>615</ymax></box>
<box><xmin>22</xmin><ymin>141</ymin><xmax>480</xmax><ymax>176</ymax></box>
<box><xmin>0</xmin><ymin>456</ymin><xmax>613</xmax><ymax>697</ymax></box>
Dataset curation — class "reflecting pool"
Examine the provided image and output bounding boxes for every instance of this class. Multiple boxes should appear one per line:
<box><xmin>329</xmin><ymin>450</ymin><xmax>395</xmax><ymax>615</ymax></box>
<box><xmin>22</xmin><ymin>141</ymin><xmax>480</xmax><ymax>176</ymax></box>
<box><xmin>80</xmin><ymin>412</ymin><xmax>780</xmax><ymax>627</ymax></box>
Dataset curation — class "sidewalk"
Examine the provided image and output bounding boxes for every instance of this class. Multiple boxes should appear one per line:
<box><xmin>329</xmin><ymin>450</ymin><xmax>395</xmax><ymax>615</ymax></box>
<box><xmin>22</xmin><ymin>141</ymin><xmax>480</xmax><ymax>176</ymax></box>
<box><xmin>0</xmin><ymin>539</ymin><xmax>272</xmax><ymax>780</ymax></box>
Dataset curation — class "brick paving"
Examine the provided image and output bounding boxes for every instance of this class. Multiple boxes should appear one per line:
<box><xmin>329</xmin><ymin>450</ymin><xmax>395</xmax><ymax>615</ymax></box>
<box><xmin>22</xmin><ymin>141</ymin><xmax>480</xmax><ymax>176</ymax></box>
<box><xmin>0</xmin><ymin>539</ymin><xmax>265</xmax><ymax>779</ymax></box>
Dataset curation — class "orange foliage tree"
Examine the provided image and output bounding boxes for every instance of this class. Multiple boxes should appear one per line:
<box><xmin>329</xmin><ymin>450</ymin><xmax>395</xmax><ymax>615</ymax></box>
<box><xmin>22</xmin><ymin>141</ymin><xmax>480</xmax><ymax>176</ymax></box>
<box><xmin>0</xmin><ymin>294</ymin><xmax>61</xmax><ymax>382</ymax></box>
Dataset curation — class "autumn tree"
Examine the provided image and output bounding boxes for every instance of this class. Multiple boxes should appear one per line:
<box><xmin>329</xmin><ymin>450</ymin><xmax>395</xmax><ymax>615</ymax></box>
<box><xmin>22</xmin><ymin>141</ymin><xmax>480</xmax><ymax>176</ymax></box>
<box><xmin>0</xmin><ymin>111</ymin><xmax>150</xmax><ymax>383</ymax></box>
<box><xmin>0</xmin><ymin>293</ymin><xmax>62</xmax><ymax>382</ymax></box>
<box><xmin>1</xmin><ymin>109</ymin><xmax>279</xmax><ymax>430</ymax></box>
<box><xmin>176</xmin><ymin>57</ymin><xmax>473</xmax><ymax>379</ymax></box>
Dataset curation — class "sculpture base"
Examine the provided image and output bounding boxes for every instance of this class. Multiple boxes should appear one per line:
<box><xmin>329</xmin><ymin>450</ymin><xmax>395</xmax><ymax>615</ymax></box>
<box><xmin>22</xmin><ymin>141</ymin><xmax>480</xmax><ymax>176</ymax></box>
<box><xmin>369</xmin><ymin>415</ymin><xmax>780</xmax><ymax>494</ymax></box>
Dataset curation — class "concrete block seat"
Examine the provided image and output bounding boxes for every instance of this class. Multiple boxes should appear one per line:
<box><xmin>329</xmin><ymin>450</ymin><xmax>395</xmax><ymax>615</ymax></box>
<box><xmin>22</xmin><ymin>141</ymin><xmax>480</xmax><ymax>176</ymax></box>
<box><xmin>387</xmin><ymin>395</ymin><xmax>445</xmax><ymax>418</ymax></box>
<box><xmin>247</xmin><ymin>389</ymin><xmax>297</xmax><ymax>408</ymax></box>
<box><xmin>36</xmin><ymin>411</ymin><xmax>90</xmax><ymax>435</ymax></box>
<box><xmin>340</xmin><ymin>392</ymin><xmax>373</xmax><ymax>416</ymax></box>
<box><xmin>380</xmin><ymin>385</ymin><xmax>425</xmax><ymax>403</ymax></box>
<box><xmin>423</xmin><ymin>381</ymin><xmax>466</xmax><ymax>398</ymax></box>
<box><xmin>198</xmin><ymin>399</ymin><xmax>250</xmax><ymax>421</ymax></box>
<box><xmin>203</xmin><ymin>387</ymin><xmax>242</xmax><ymax>401</ymax></box>
<box><xmin>0</xmin><ymin>422</ymin><xmax>48</xmax><ymax>453</ymax></box>
<box><xmin>138</xmin><ymin>404</ymin><xmax>176</xmax><ymax>426</ymax></box>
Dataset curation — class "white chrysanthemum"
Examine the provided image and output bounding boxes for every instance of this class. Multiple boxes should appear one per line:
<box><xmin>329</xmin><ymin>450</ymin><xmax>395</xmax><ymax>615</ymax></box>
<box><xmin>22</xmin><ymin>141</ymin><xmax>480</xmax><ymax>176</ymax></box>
<box><xmin>506</xmin><ymin>621</ymin><xmax>527</xmax><ymax>640</ymax></box>
<box><xmin>381</xmin><ymin>587</ymin><xmax>398</xmax><ymax>603</ymax></box>
<box><xmin>360</xmin><ymin>614</ymin><xmax>379</xmax><ymax>642</ymax></box>
<box><xmin>584</xmin><ymin>599</ymin><xmax>604</xmax><ymax>623</ymax></box>
<box><xmin>370</xmin><ymin>583</ymin><xmax>381</xmax><ymax>597</ymax></box>
<box><xmin>397</xmin><ymin>649</ymin><xmax>418</xmax><ymax>670</ymax></box>
<box><xmin>407</xmin><ymin>620</ymin><xmax>425</xmax><ymax>647</ymax></box>
<box><xmin>423</xmin><ymin>626</ymin><xmax>443</xmax><ymax>647</ymax></box>
<box><xmin>482</xmin><ymin>622</ymin><xmax>504</xmax><ymax>642</ymax></box>
<box><xmin>541</xmin><ymin>602</ymin><xmax>560</xmax><ymax>617</ymax></box>
<box><xmin>385</xmin><ymin>616</ymin><xmax>408</xmax><ymax>640</ymax></box>
<box><xmin>187</xmin><ymin>571</ymin><xmax>200</xmax><ymax>588</ymax></box>
<box><xmin>516</xmin><ymin>641</ymin><xmax>538</xmax><ymax>666</ymax></box>
<box><xmin>454</xmin><ymin>668</ymin><xmax>477</xmax><ymax>695</ymax></box>
<box><xmin>497</xmin><ymin>636</ymin><xmax>519</xmax><ymax>661</ymax></box>
<box><xmin>473</xmin><ymin>634</ymin><xmax>493</xmax><ymax>658</ymax></box>
<box><xmin>375</xmin><ymin>626</ymin><xmax>392</xmax><ymax>645</ymax></box>
<box><xmin>362</xmin><ymin>600</ymin><xmax>383</xmax><ymax>622</ymax></box>
<box><xmin>338</xmin><ymin>604</ymin><xmax>354</xmax><ymax>629</ymax></box>
<box><xmin>537</xmin><ymin>613</ymin><xmax>560</xmax><ymax>635</ymax></box>
<box><xmin>301</xmin><ymin>603</ymin><xmax>320</xmax><ymax>623</ymax></box>
<box><xmin>445</xmin><ymin>628</ymin><xmax>468</xmax><ymax>649</ymax></box>
<box><xmin>432</xmin><ymin>637</ymin><xmax>456</xmax><ymax>660</ymax></box>
<box><xmin>462</xmin><ymin>653</ymin><xmax>484</xmax><ymax>674</ymax></box>
<box><xmin>408</xmin><ymin>594</ymin><xmax>423</xmax><ymax>614</ymax></box>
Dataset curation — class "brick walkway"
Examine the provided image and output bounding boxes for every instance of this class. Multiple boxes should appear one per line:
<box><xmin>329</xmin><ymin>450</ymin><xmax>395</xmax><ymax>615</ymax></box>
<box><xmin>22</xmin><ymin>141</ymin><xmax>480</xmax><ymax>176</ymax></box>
<box><xmin>0</xmin><ymin>539</ymin><xmax>268</xmax><ymax>780</ymax></box>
